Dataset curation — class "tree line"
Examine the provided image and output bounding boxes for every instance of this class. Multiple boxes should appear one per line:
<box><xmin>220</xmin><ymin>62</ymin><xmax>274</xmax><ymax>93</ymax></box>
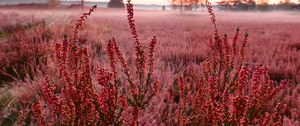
<box><xmin>47</xmin><ymin>0</ymin><xmax>300</xmax><ymax>11</ymax></box>
<box><xmin>169</xmin><ymin>0</ymin><xmax>300</xmax><ymax>11</ymax></box>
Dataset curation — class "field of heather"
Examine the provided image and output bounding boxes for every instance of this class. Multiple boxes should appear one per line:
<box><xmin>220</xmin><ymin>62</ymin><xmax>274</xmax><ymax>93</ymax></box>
<box><xmin>0</xmin><ymin>3</ymin><xmax>300</xmax><ymax>126</ymax></box>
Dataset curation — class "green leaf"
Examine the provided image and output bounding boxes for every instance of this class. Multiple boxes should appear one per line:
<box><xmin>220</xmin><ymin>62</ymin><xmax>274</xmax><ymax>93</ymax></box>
<box><xmin>126</xmin><ymin>97</ymin><xmax>135</xmax><ymax>106</ymax></box>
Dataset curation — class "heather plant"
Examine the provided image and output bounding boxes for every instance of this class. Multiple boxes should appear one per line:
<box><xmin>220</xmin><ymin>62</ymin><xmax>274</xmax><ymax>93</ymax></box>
<box><xmin>0</xmin><ymin>77</ymin><xmax>44</xmax><ymax>126</ymax></box>
<box><xmin>278</xmin><ymin>83</ymin><xmax>300</xmax><ymax>125</ymax></box>
<box><xmin>0</xmin><ymin>34</ymin><xmax>54</xmax><ymax>86</ymax></box>
<box><xmin>29</xmin><ymin>2</ymin><xmax>160</xmax><ymax>125</ymax></box>
<box><xmin>0</xmin><ymin>21</ymin><xmax>54</xmax><ymax>86</ymax></box>
<box><xmin>30</xmin><ymin>5</ymin><xmax>128</xmax><ymax>125</ymax></box>
<box><xmin>0</xmin><ymin>0</ymin><xmax>297</xmax><ymax>125</ymax></box>
<box><xmin>104</xmin><ymin>0</ymin><xmax>159</xmax><ymax>125</ymax></box>
<box><xmin>176</xmin><ymin>1</ymin><xmax>289</xmax><ymax>125</ymax></box>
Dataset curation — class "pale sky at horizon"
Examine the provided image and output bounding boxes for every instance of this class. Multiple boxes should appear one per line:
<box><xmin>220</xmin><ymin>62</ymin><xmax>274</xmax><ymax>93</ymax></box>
<box><xmin>84</xmin><ymin>0</ymin><xmax>298</xmax><ymax>5</ymax></box>
<box><xmin>1</xmin><ymin>0</ymin><xmax>297</xmax><ymax>5</ymax></box>
<box><xmin>82</xmin><ymin>0</ymin><xmax>169</xmax><ymax>5</ymax></box>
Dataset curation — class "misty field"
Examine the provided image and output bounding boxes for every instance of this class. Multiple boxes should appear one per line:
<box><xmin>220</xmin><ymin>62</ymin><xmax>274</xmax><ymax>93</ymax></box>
<box><xmin>0</xmin><ymin>3</ymin><xmax>300</xmax><ymax>126</ymax></box>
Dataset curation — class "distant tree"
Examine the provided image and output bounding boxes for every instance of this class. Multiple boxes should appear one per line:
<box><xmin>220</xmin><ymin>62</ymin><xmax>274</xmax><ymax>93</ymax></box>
<box><xmin>108</xmin><ymin>0</ymin><xmax>124</xmax><ymax>8</ymax></box>
<box><xmin>81</xmin><ymin>0</ymin><xmax>84</xmax><ymax>10</ymax></box>
<box><xmin>162</xmin><ymin>5</ymin><xmax>166</xmax><ymax>10</ymax></box>
<box><xmin>217</xmin><ymin>0</ymin><xmax>256</xmax><ymax>10</ymax></box>
<box><xmin>48</xmin><ymin>0</ymin><xmax>60</xmax><ymax>7</ymax></box>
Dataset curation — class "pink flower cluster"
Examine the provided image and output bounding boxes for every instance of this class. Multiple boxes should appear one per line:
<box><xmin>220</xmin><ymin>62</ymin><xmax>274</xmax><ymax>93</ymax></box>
<box><xmin>26</xmin><ymin>1</ymin><xmax>290</xmax><ymax>125</ymax></box>
<box><xmin>101</xmin><ymin>1</ymin><xmax>161</xmax><ymax>125</ymax></box>
<box><xmin>175</xmin><ymin>1</ymin><xmax>289</xmax><ymax>125</ymax></box>
<box><xmin>31</xmin><ymin>5</ymin><xmax>127</xmax><ymax>126</ymax></box>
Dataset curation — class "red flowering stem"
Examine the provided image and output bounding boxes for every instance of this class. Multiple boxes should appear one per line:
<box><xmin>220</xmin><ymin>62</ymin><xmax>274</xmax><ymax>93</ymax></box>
<box><xmin>146</xmin><ymin>36</ymin><xmax>157</xmax><ymax>86</ymax></box>
<box><xmin>126</xmin><ymin>0</ymin><xmax>146</xmax><ymax>86</ymax></box>
<box><xmin>237</xmin><ymin>66</ymin><xmax>248</xmax><ymax>95</ymax></box>
<box><xmin>239</xmin><ymin>32</ymin><xmax>248</xmax><ymax>69</ymax></box>
<box><xmin>132</xmin><ymin>106</ymin><xmax>139</xmax><ymax>126</ymax></box>
<box><xmin>223</xmin><ymin>34</ymin><xmax>230</xmax><ymax>70</ymax></box>
<box><xmin>272</xmin><ymin>103</ymin><xmax>286</xmax><ymax>125</ymax></box>
<box><xmin>55</xmin><ymin>43</ymin><xmax>62</xmax><ymax>75</ymax></box>
<box><xmin>206</xmin><ymin>0</ymin><xmax>226</xmax><ymax>79</ymax></box>
<box><xmin>205</xmin><ymin>0</ymin><xmax>218</xmax><ymax>36</ymax></box>
<box><xmin>41</xmin><ymin>76</ymin><xmax>61</xmax><ymax>114</ymax></box>
<box><xmin>73</xmin><ymin>5</ymin><xmax>97</xmax><ymax>43</ymax></box>
<box><xmin>31</xmin><ymin>101</ymin><xmax>47</xmax><ymax>126</ymax></box>
<box><xmin>222</xmin><ymin>34</ymin><xmax>231</xmax><ymax>90</ymax></box>
<box><xmin>69</xmin><ymin>5</ymin><xmax>96</xmax><ymax>97</ymax></box>
<box><xmin>208</xmin><ymin>38</ymin><xmax>218</xmax><ymax>75</ymax></box>
<box><xmin>107</xmin><ymin>39</ymin><xmax>117</xmax><ymax>80</ymax></box>
<box><xmin>111</xmin><ymin>38</ymin><xmax>135</xmax><ymax>88</ymax></box>
<box><xmin>177</xmin><ymin>77</ymin><xmax>187</xmax><ymax>126</ymax></box>
<box><xmin>250</xmin><ymin>66</ymin><xmax>262</xmax><ymax>101</ymax></box>
<box><xmin>231</xmin><ymin>28</ymin><xmax>239</xmax><ymax>69</ymax></box>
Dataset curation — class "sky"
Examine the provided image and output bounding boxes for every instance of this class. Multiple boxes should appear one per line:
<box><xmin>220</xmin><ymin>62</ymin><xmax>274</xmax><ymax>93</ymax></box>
<box><xmin>0</xmin><ymin>0</ymin><xmax>298</xmax><ymax>5</ymax></box>
<box><xmin>86</xmin><ymin>0</ymin><xmax>298</xmax><ymax>5</ymax></box>
<box><xmin>82</xmin><ymin>0</ymin><xmax>169</xmax><ymax>5</ymax></box>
